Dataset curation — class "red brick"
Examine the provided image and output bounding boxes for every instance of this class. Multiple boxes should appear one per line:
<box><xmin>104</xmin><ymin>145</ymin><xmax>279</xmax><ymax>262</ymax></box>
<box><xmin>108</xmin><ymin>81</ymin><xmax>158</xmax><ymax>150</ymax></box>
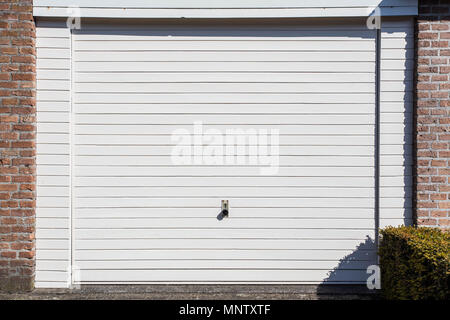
<box><xmin>11</xmin><ymin>176</ymin><xmax>34</xmax><ymax>183</ymax></box>
<box><xmin>431</xmin><ymin>41</ymin><xmax>448</xmax><ymax>48</ymax></box>
<box><xmin>0</xmin><ymin>185</ymin><xmax>17</xmax><ymax>192</ymax></box>
<box><xmin>440</xmin><ymin>66</ymin><xmax>450</xmax><ymax>74</ymax></box>
<box><xmin>431</xmin><ymin>142</ymin><xmax>448</xmax><ymax>149</ymax></box>
<box><xmin>19</xmin><ymin>251</ymin><xmax>34</xmax><ymax>259</ymax></box>
<box><xmin>11</xmin><ymin>73</ymin><xmax>35</xmax><ymax>81</ymax></box>
<box><xmin>432</xmin><ymin>176</ymin><xmax>447</xmax><ymax>183</ymax></box>
<box><xmin>11</xmin><ymin>141</ymin><xmax>35</xmax><ymax>148</ymax></box>
<box><xmin>0</xmin><ymin>3</ymin><xmax>35</xmax><ymax>289</ymax></box>
<box><xmin>12</xmin><ymin>124</ymin><xmax>34</xmax><ymax>131</ymax></box>
<box><xmin>418</xmin><ymin>40</ymin><xmax>430</xmax><ymax>48</ymax></box>
<box><xmin>431</xmin><ymin>160</ymin><xmax>447</xmax><ymax>167</ymax></box>
<box><xmin>418</xmin><ymin>218</ymin><xmax>437</xmax><ymax>225</ymax></box>
<box><xmin>19</xmin><ymin>184</ymin><xmax>34</xmax><ymax>191</ymax></box>
<box><xmin>417</xmin><ymin>83</ymin><xmax>438</xmax><ymax>90</ymax></box>
<box><xmin>431</xmin><ymin>210</ymin><xmax>447</xmax><ymax>217</ymax></box>
<box><xmin>432</xmin><ymin>23</ymin><xmax>449</xmax><ymax>30</ymax></box>
<box><xmin>416</xmin><ymin>9</ymin><xmax>450</xmax><ymax>229</ymax></box>
<box><xmin>431</xmin><ymin>75</ymin><xmax>448</xmax><ymax>81</ymax></box>
<box><xmin>0</xmin><ymin>47</ymin><xmax>18</xmax><ymax>55</ymax></box>
<box><xmin>417</xmin><ymin>202</ymin><xmax>438</xmax><ymax>209</ymax></box>
<box><xmin>431</xmin><ymin>194</ymin><xmax>447</xmax><ymax>201</ymax></box>
<box><xmin>0</xmin><ymin>82</ymin><xmax>20</xmax><ymax>90</ymax></box>
<box><xmin>431</xmin><ymin>58</ymin><xmax>448</xmax><ymax>64</ymax></box>
<box><xmin>438</xmin><ymin>202</ymin><xmax>450</xmax><ymax>209</ymax></box>
<box><xmin>418</xmin><ymin>65</ymin><xmax>438</xmax><ymax>72</ymax></box>
<box><xmin>1</xmin><ymin>252</ymin><xmax>16</xmax><ymax>259</ymax></box>
<box><xmin>419</xmin><ymin>32</ymin><xmax>439</xmax><ymax>39</ymax></box>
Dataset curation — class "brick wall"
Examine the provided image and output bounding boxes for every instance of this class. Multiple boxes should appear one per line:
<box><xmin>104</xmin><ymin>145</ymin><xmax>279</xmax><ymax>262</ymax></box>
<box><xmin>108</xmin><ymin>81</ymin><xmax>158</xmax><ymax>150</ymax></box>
<box><xmin>0</xmin><ymin>0</ymin><xmax>36</xmax><ymax>291</ymax></box>
<box><xmin>416</xmin><ymin>0</ymin><xmax>450</xmax><ymax>229</ymax></box>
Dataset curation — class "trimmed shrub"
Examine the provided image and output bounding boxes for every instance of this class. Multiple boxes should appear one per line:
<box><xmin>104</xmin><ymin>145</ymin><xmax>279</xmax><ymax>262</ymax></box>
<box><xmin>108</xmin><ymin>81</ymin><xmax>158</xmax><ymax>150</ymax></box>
<box><xmin>379</xmin><ymin>226</ymin><xmax>449</xmax><ymax>300</ymax></box>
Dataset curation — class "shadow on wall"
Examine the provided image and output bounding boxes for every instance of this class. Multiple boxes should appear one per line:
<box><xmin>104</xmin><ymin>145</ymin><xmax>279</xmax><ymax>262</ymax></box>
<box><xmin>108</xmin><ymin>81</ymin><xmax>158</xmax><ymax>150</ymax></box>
<box><xmin>316</xmin><ymin>237</ymin><xmax>377</xmax><ymax>297</ymax></box>
<box><xmin>403</xmin><ymin>19</ymin><xmax>414</xmax><ymax>226</ymax></box>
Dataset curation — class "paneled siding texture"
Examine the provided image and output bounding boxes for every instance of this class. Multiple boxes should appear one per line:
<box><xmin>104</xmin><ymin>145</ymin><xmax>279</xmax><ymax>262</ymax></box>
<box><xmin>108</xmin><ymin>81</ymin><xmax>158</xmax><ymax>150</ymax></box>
<box><xmin>35</xmin><ymin>20</ymin><xmax>71</xmax><ymax>288</ymax></box>
<box><xmin>416</xmin><ymin>0</ymin><xmax>450</xmax><ymax>228</ymax></box>
<box><xmin>0</xmin><ymin>0</ymin><xmax>36</xmax><ymax>291</ymax></box>
<box><xmin>380</xmin><ymin>18</ymin><xmax>414</xmax><ymax>228</ymax></box>
<box><xmin>70</xmin><ymin>22</ymin><xmax>380</xmax><ymax>284</ymax></box>
<box><xmin>31</xmin><ymin>19</ymin><xmax>414</xmax><ymax>286</ymax></box>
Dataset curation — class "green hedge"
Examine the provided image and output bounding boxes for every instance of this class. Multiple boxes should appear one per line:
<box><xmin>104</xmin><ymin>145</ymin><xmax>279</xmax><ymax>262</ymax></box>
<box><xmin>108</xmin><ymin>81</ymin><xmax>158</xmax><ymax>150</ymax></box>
<box><xmin>379</xmin><ymin>226</ymin><xmax>449</xmax><ymax>300</ymax></box>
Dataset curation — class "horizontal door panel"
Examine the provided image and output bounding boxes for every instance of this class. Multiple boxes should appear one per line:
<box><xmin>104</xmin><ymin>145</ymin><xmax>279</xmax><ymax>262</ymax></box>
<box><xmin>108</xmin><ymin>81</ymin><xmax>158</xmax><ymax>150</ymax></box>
<box><xmin>36</xmin><ymin>249</ymin><xmax>69</xmax><ymax>260</ymax></box>
<box><xmin>37</xmin><ymin>123</ymin><xmax>70</xmax><ymax>133</ymax></box>
<box><xmin>75</xmin><ymin>176</ymin><xmax>375</xmax><ymax>187</ymax></box>
<box><xmin>76</xmin><ymin>228</ymin><xmax>374</xmax><ymax>240</ymax></box>
<box><xmin>75</xmin><ymin>82</ymin><xmax>374</xmax><ymax>93</ymax></box>
<box><xmin>75</xmin><ymin>260</ymin><xmax>373</xmax><ymax>270</ymax></box>
<box><xmin>36</xmin><ymin>217</ymin><xmax>69</xmax><ymax>229</ymax></box>
<box><xmin>74</xmin><ymin>114</ymin><xmax>375</xmax><ymax>125</ymax></box>
<box><xmin>37</xmin><ymin>155</ymin><xmax>70</xmax><ymax>165</ymax></box>
<box><xmin>75</xmin><ymin>40</ymin><xmax>375</xmax><ymax>51</ymax></box>
<box><xmin>37</xmin><ymin>133</ymin><xmax>70</xmax><ymax>144</ymax></box>
<box><xmin>74</xmin><ymin>269</ymin><xmax>369</xmax><ymax>283</ymax></box>
<box><xmin>37</xmin><ymin>165</ymin><xmax>69</xmax><ymax>176</ymax></box>
<box><xmin>37</xmin><ymin>47</ymin><xmax>71</xmax><ymax>59</ymax></box>
<box><xmin>76</xmin><ymin>61</ymin><xmax>375</xmax><ymax>73</ymax></box>
<box><xmin>75</xmin><ymin>124</ymin><xmax>374</xmax><ymax>135</ymax></box>
<box><xmin>75</xmin><ymin>104</ymin><xmax>375</xmax><ymax>114</ymax></box>
<box><xmin>36</xmin><ymin>207</ymin><xmax>70</xmax><ymax>218</ymax></box>
<box><xmin>37</xmin><ymin>79</ymin><xmax>71</xmax><ymax>90</ymax></box>
<box><xmin>37</xmin><ymin>197</ymin><xmax>70</xmax><ymax>208</ymax></box>
<box><xmin>37</xmin><ymin>58</ymin><xmax>70</xmax><ymax>69</ymax></box>
<box><xmin>37</xmin><ymin>91</ymin><xmax>69</xmax><ymax>102</ymax></box>
<box><xmin>74</xmin><ymin>31</ymin><xmax>374</xmax><ymax>41</ymax></box>
<box><xmin>37</xmin><ymin>112</ymin><xmax>70</xmax><ymax>123</ymax></box>
<box><xmin>74</xmin><ymin>218</ymin><xmax>374</xmax><ymax>229</ymax></box>
<box><xmin>37</xmin><ymin>144</ymin><xmax>69</xmax><ymax>155</ymax></box>
<box><xmin>75</xmin><ymin>93</ymin><xmax>374</xmax><ymax>104</ymax></box>
<box><xmin>74</xmin><ymin>186</ymin><xmax>375</xmax><ymax>198</ymax></box>
<box><xmin>36</xmin><ymin>37</ymin><xmax>69</xmax><ymax>48</ymax></box>
<box><xmin>74</xmin><ymin>50</ymin><xmax>375</xmax><ymax>62</ymax></box>
<box><xmin>74</xmin><ymin>166</ymin><xmax>374</xmax><ymax>177</ymax></box>
<box><xmin>74</xmin><ymin>238</ymin><xmax>372</xmax><ymax>250</ymax></box>
<box><xmin>75</xmin><ymin>72</ymin><xmax>375</xmax><ymax>83</ymax></box>
<box><xmin>74</xmin><ymin>197</ymin><xmax>374</xmax><ymax>208</ymax></box>
<box><xmin>37</xmin><ymin>175</ymin><xmax>70</xmax><ymax>186</ymax></box>
<box><xmin>37</xmin><ymin>69</ymin><xmax>70</xmax><ymax>80</ymax></box>
<box><xmin>74</xmin><ymin>248</ymin><xmax>375</xmax><ymax>261</ymax></box>
<box><xmin>36</xmin><ymin>101</ymin><xmax>70</xmax><ymax>112</ymax></box>
<box><xmin>75</xmin><ymin>134</ymin><xmax>375</xmax><ymax>146</ymax></box>
<box><xmin>74</xmin><ymin>207</ymin><xmax>375</xmax><ymax>219</ymax></box>
<box><xmin>37</xmin><ymin>239</ymin><xmax>70</xmax><ymax>250</ymax></box>
<box><xmin>75</xmin><ymin>155</ymin><xmax>374</xmax><ymax>166</ymax></box>
<box><xmin>74</xmin><ymin>145</ymin><xmax>374</xmax><ymax>156</ymax></box>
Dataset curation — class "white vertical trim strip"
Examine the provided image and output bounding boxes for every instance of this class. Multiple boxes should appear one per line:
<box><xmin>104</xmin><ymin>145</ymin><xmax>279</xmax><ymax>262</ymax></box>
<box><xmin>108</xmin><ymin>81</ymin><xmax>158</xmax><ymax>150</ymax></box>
<box><xmin>69</xmin><ymin>27</ymin><xmax>74</xmax><ymax>287</ymax></box>
<box><xmin>35</xmin><ymin>20</ymin><xmax>72</xmax><ymax>288</ymax></box>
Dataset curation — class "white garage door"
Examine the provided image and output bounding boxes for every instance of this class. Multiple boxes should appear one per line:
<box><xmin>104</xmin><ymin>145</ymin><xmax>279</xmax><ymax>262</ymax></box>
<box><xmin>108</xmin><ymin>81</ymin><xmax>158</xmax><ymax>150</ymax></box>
<box><xmin>71</xmin><ymin>21</ymin><xmax>377</xmax><ymax>284</ymax></box>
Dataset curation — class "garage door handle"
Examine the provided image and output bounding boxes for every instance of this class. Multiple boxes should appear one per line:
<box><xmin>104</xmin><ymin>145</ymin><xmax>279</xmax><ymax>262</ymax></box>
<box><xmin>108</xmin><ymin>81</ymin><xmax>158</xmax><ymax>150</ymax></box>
<box><xmin>221</xmin><ymin>200</ymin><xmax>229</xmax><ymax>217</ymax></box>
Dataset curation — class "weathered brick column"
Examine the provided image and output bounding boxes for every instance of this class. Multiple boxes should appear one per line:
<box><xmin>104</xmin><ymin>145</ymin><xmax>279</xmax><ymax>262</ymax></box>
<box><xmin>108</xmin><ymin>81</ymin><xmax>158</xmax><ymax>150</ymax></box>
<box><xmin>0</xmin><ymin>0</ymin><xmax>36</xmax><ymax>291</ymax></box>
<box><xmin>416</xmin><ymin>0</ymin><xmax>450</xmax><ymax>228</ymax></box>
